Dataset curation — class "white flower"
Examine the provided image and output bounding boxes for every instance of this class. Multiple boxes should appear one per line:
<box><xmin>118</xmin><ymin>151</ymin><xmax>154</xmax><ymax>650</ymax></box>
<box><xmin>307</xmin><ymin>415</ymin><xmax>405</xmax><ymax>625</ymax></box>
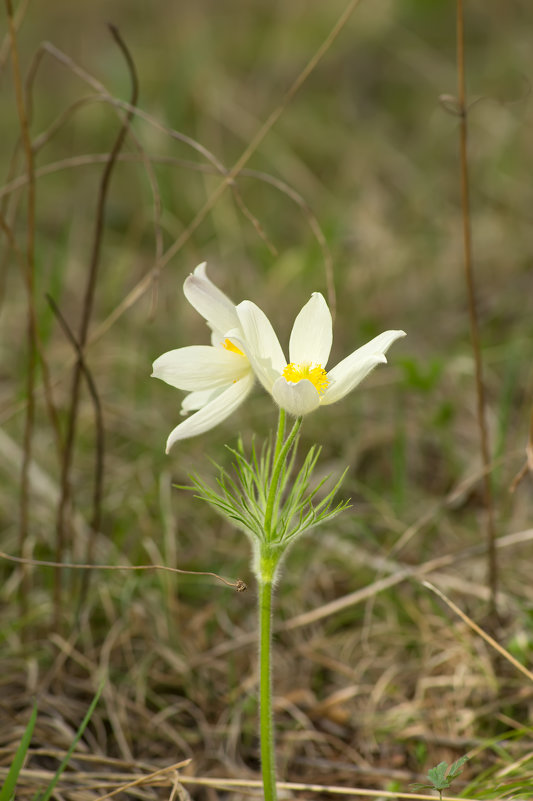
<box><xmin>152</xmin><ymin>263</ymin><xmax>254</xmax><ymax>451</ymax></box>
<box><xmin>230</xmin><ymin>292</ymin><xmax>405</xmax><ymax>417</ymax></box>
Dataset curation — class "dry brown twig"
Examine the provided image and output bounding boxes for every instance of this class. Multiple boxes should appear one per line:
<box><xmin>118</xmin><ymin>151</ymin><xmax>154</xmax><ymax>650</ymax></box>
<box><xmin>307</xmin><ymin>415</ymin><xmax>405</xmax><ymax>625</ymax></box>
<box><xmin>0</xmin><ymin>213</ymin><xmax>62</xmax><ymax>453</ymax></box>
<box><xmin>0</xmin><ymin>760</ymin><xmax>193</xmax><ymax>801</ymax></box>
<box><xmin>5</xmin><ymin>0</ymin><xmax>38</xmax><ymax>621</ymax></box>
<box><xmin>45</xmin><ymin>295</ymin><xmax>105</xmax><ymax>617</ymax></box>
<box><xmin>0</xmin><ymin>0</ymin><xmax>30</xmax><ymax>72</ymax></box>
<box><xmin>455</xmin><ymin>0</ymin><xmax>498</xmax><ymax>613</ymax></box>
<box><xmin>0</xmin><ymin>763</ymin><xmax>475</xmax><ymax>801</ymax></box>
<box><xmin>422</xmin><ymin>580</ymin><xmax>533</xmax><ymax>683</ymax></box>
<box><xmin>0</xmin><ymin>549</ymin><xmax>247</xmax><ymax>591</ymax></box>
<box><xmin>509</xmin><ymin>405</ymin><xmax>533</xmax><ymax>493</ymax></box>
<box><xmin>53</xmin><ymin>24</ymin><xmax>138</xmax><ymax>627</ymax></box>
<box><xmin>22</xmin><ymin>43</ymin><xmax>165</xmax><ymax>289</ymax></box>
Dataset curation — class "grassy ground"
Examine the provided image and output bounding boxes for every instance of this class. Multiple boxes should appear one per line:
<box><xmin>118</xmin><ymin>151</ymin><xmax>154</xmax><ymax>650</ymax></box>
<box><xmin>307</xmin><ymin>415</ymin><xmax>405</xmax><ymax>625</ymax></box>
<box><xmin>1</xmin><ymin>1</ymin><xmax>533</xmax><ymax>798</ymax></box>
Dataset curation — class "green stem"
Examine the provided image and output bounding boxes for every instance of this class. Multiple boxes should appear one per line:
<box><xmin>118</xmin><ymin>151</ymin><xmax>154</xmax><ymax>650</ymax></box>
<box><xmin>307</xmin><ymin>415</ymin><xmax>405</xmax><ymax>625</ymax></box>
<box><xmin>273</xmin><ymin>407</ymin><xmax>286</xmax><ymax>464</ymax></box>
<box><xmin>264</xmin><ymin>415</ymin><xmax>302</xmax><ymax>536</ymax></box>
<box><xmin>258</xmin><ymin>572</ymin><xmax>277</xmax><ymax>801</ymax></box>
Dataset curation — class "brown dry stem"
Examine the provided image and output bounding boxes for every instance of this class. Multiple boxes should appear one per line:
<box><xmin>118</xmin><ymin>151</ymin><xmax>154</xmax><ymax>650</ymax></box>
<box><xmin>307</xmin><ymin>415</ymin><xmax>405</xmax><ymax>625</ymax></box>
<box><xmin>456</xmin><ymin>0</ymin><xmax>497</xmax><ymax>613</ymax></box>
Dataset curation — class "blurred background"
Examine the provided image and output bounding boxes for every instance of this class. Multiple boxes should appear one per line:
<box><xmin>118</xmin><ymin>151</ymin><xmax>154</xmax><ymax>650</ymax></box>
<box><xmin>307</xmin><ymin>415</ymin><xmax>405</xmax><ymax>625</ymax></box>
<box><xmin>1</xmin><ymin>0</ymin><xmax>533</xmax><ymax>798</ymax></box>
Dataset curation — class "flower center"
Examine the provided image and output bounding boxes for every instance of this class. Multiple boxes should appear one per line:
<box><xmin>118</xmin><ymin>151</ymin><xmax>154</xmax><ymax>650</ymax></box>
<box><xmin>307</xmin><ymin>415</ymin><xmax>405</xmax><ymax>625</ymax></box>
<box><xmin>282</xmin><ymin>362</ymin><xmax>329</xmax><ymax>394</ymax></box>
<box><xmin>223</xmin><ymin>338</ymin><xmax>245</xmax><ymax>356</ymax></box>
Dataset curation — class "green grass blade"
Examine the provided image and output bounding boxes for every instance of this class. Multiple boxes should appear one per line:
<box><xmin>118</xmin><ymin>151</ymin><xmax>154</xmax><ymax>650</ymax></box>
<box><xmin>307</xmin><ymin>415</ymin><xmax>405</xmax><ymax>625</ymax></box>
<box><xmin>33</xmin><ymin>679</ymin><xmax>105</xmax><ymax>801</ymax></box>
<box><xmin>0</xmin><ymin>702</ymin><xmax>38</xmax><ymax>801</ymax></box>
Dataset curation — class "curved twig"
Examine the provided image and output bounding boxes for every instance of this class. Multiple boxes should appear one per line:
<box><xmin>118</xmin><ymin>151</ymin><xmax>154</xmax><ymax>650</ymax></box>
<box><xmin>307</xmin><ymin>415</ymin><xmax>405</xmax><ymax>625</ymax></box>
<box><xmin>46</xmin><ymin>294</ymin><xmax>105</xmax><ymax>618</ymax></box>
<box><xmin>0</xmin><ymin>549</ymin><xmax>247</xmax><ymax>592</ymax></box>
<box><xmin>456</xmin><ymin>0</ymin><xmax>497</xmax><ymax>614</ymax></box>
<box><xmin>54</xmin><ymin>25</ymin><xmax>139</xmax><ymax>625</ymax></box>
<box><xmin>5</xmin><ymin>0</ymin><xmax>37</xmax><ymax>619</ymax></box>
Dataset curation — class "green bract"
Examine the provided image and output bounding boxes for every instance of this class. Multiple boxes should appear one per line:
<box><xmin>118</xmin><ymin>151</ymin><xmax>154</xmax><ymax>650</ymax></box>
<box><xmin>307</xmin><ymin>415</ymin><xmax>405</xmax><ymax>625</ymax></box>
<box><xmin>182</xmin><ymin>411</ymin><xmax>349</xmax><ymax>580</ymax></box>
<box><xmin>179</xmin><ymin>409</ymin><xmax>350</xmax><ymax>801</ymax></box>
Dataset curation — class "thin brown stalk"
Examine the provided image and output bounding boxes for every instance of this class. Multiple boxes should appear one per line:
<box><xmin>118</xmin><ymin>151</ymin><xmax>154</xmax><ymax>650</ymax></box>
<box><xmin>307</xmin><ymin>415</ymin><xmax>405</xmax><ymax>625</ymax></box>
<box><xmin>20</xmin><ymin>45</ymin><xmax>163</xmax><ymax>285</ymax></box>
<box><xmin>0</xmin><ymin>213</ymin><xmax>62</xmax><ymax>456</ymax></box>
<box><xmin>456</xmin><ymin>0</ymin><xmax>497</xmax><ymax>614</ymax></box>
<box><xmin>46</xmin><ymin>294</ymin><xmax>104</xmax><ymax>617</ymax></box>
<box><xmin>5</xmin><ymin>0</ymin><xmax>37</xmax><ymax>619</ymax></box>
<box><xmin>0</xmin><ymin>0</ymin><xmax>30</xmax><ymax>73</ymax></box>
<box><xmin>0</xmin><ymin>147</ymin><xmax>24</xmax><ymax>310</ymax></box>
<box><xmin>54</xmin><ymin>25</ymin><xmax>139</xmax><ymax>626</ymax></box>
<box><xmin>0</xmin><ymin>33</ymin><xmax>27</xmax><ymax>310</ymax></box>
<box><xmin>0</xmin><ymin>5</ymin><xmax>43</xmax><ymax>312</ymax></box>
<box><xmin>179</xmin><ymin>775</ymin><xmax>476</xmax><ymax>800</ymax></box>
<box><xmin>509</xmin><ymin>405</ymin><xmax>533</xmax><ymax>492</ymax></box>
<box><xmin>23</xmin><ymin>49</ymin><xmax>165</xmax><ymax>319</ymax></box>
<box><xmin>423</xmin><ymin>581</ymin><xmax>533</xmax><ymax>683</ymax></box>
<box><xmin>0</xmin><ymin>550</ymin><xmax>247</xmax><ymax>592</ymax></box>
<box><xmin>30</xmin><ymin>93</ymin><xmax>103</xmax><ymax>151</ymax></box>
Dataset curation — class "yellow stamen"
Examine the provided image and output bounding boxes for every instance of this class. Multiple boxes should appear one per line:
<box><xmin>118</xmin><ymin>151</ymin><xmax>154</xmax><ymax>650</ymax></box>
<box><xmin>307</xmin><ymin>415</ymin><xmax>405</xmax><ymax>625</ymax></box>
<box><xmin>223</xmin><ymin>338</ymin><xmax>244</xmax><ymax>356</ymax></box>
<box><xmin>283</xmin><ymin>362</ymin><xmax>329</xmax><ymax>394</ymax></box>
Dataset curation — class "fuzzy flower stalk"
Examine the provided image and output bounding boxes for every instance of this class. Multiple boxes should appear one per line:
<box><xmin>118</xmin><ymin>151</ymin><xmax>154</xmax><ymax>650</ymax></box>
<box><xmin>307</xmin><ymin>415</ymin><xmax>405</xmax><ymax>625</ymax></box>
<box><xmin>152</xmin><ymin>264</ymin><xmax>405</xmax><ymax>801</ymax></box>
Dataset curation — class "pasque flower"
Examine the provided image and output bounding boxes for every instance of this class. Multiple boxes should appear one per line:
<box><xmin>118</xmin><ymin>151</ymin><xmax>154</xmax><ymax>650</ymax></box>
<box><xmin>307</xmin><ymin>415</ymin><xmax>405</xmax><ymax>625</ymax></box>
<box><xmin>231</xmin><ymin>292</ymin><xmax>405</xmax><ymax>417</ymax></box>
<box><xmin>152</xmin><ymin>263</ymin><xmax>254</xmax><ymax>451</ymax></box>
<box><xmin>153</xmin><ymin>266</ymin><xmax>405</xmax><ymax>449</ymax></box>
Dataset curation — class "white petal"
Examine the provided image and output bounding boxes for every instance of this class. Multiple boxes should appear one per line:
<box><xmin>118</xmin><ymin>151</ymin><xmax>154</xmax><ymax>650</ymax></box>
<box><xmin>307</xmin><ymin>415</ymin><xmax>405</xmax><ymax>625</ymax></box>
<box><xmin>180</xmin><ymin>387</ymin><xmax>223</xmax><ymax>414</ymax></box>
<box><xmin>289</xmin><ymin>292</ymin><xmax>332</xmax><ymax>367</ymax></box>
<box><xmin>210</xmin><ymin>329</ymin><xmax>224</xmax><ymax>348</ymax></box>
<box><xmin>235</xmin><ymin>300</ymin><xmax>286</xmax><ymax>392</ymax></box>
<box><xmin>152</xmin><ymin>345</ymin><xmax>249</xmax><ymax>391</ymax></box>
<box><xmin>165</xmin><ymin>373</ymin><xmax>255</xmax><ymax>451</ymax></box>
<box><xmin>322</xmin><ymin>329</ymin><xmax>406</xmax><ymax>405</ymax></box>
<box><xmin>272</xmin><ymin>377</ymin><xmax>321</xmax><ymax>416</ymax></box>
<box><xmin>183</xmin><ymin>262</ymin><xmax>239</xmax><ymax>335</ymax></box>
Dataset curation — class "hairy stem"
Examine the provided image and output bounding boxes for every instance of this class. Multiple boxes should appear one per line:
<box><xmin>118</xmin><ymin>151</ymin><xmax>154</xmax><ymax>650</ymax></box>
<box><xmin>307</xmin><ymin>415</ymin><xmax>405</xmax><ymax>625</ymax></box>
<box><xmin>258</xmin><ymin>573</ymin><xmax>277</xmax><ymax>801</ymax></box>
